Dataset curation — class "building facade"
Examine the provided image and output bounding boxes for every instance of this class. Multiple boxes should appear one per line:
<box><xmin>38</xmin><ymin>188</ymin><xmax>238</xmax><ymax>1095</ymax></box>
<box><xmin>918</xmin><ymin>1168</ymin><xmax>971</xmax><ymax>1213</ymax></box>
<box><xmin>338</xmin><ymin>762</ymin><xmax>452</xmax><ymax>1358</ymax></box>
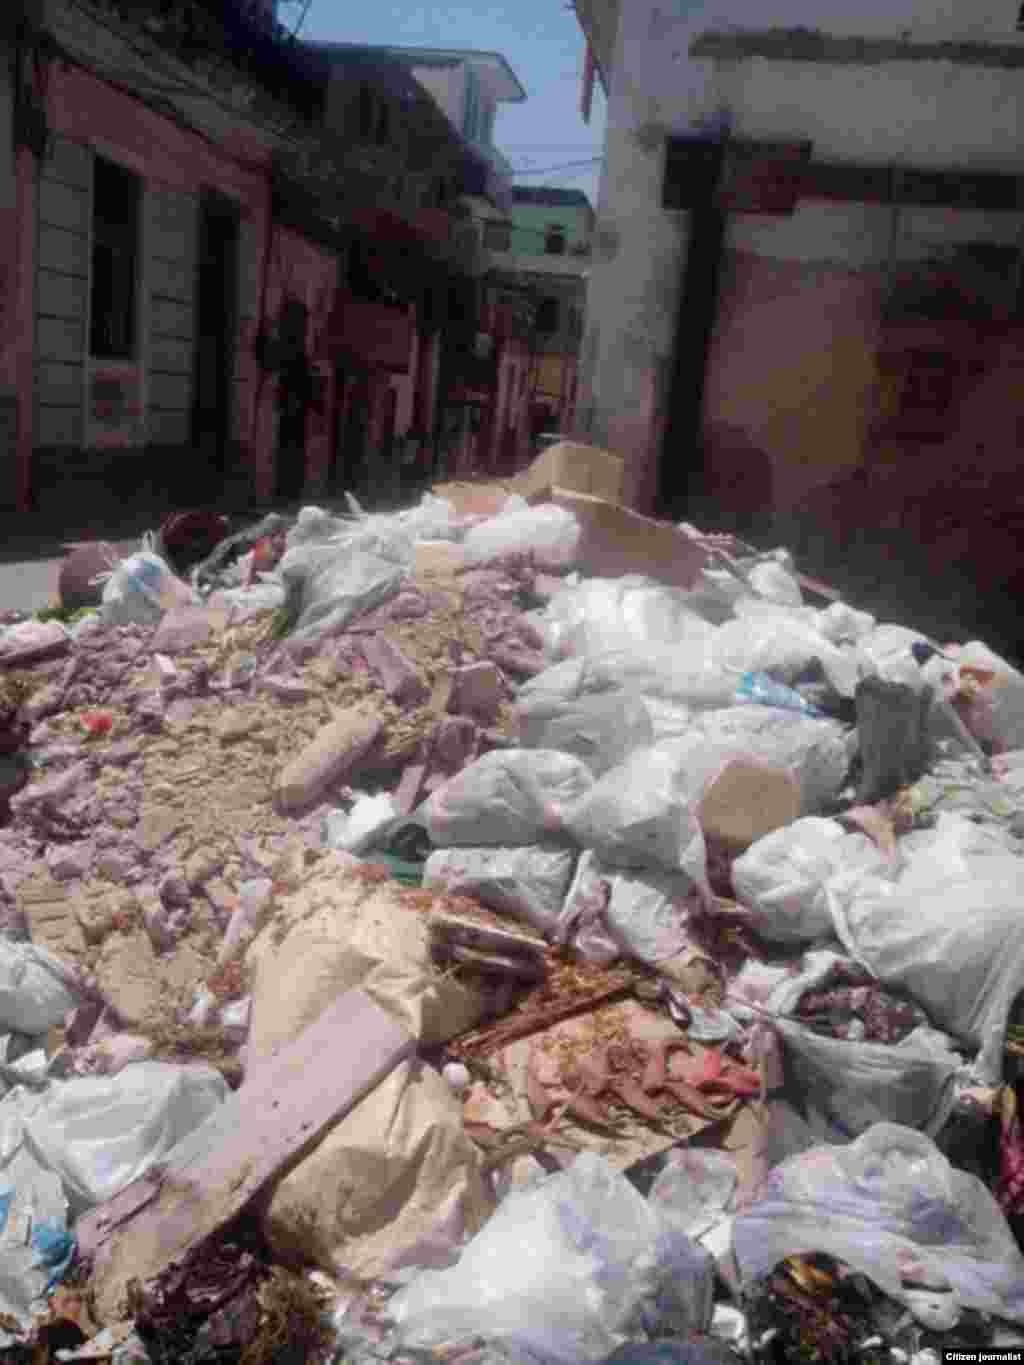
<box><xmin>0</xmin><ymin>7</ymin><xmax>529</xmax><ymax>519</ymax></box>
<box><xmin>482</xmin><ymin>186</ymin><xmax>594</xmax><ymax>440</ymax></box>
<box><xmin>571</xmin><ymin>0</ymin><xmax>1024</xmax><ymax>646</ymax></box>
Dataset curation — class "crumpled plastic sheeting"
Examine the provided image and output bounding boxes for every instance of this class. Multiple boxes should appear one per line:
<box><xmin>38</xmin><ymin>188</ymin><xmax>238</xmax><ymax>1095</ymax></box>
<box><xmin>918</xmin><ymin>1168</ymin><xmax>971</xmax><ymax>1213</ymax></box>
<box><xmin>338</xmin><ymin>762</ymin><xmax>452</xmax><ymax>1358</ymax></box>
<box><xmin>0</xmin><ymin>941</ymin><xmax>83</xmax><ymax>1036</ymax></box>
<box><xmin>693</xmin><ymin>708</ymin><xmax>855</xmax><ymax>816</ymax></box>
<box><xmin>0</xmin><ymin>1144</ymin><xmax>71</xmax><ymax>1347</ymax></box>
<box><xmin>388</xmin><ymin>1151</ymin><xmax>714</xmax><ymax>1364</ymax></box>
<box><xmin>515</xmin><ymin>690</ymin><xmax>654</xmax><ymax>777</ymax></box>
<box><xmin>828</xmin><ymin>854</ymin><xmax>1024</xmax><ymax>1068</ymax></box>
<box><xmin>423</xmin><ymin>846</ymin><xmax>578</xmax><ymax>939</ymax></box>
<box><xmin>540</xmin><ymin>577</ymin><xmax>717</xmax><ymax>661</ymax></box>
<box><xmin>422</xmin><ymin>750</ymin><xmax>593</xmax><ymax>848</ymax></box>
<box><xmin>22</xmin><ymin>1061</ymin><xmax>227</xmax><ymax>1215</ymax></box>
<box><xmin>772</xmin><ymin>1020</ymin><xmax>961</xmax><ymax>1141</ymax></box>
<box><xmin>733</xmin><ymin>1124</ymin><xmax>1024</xmax><ymax>1323</ymax></box>
<box><xmin>560</xmin><ymin>741</ymin><xmax>710</xmax><ymax>884</ymax></box>
<box><xmin>731</xmin><ymin>817</ymin><xmax>890</xmax><ymax>945</ymax></box>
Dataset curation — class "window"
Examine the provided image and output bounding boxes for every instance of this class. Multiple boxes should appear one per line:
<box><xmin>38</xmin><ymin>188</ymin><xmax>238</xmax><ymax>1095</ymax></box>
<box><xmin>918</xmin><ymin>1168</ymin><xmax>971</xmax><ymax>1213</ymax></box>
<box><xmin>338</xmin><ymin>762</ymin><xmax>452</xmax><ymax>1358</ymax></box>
<box><xmin>358</xmin><ymin>83</ymin><xmax>374</xmax><ymax>140</ymax></box>
<box><xmin>463</xmin><ymin>68</ymin><xmax>481</xmax><ymax>142</ymax></box>
<box><xmin>375</xmin><ymin>99</ymin><xmax>391</xmax><ymax>146</ymax></box>
<box><xmin>90</xmin><ymin>156</ymin><xmax>140</xmax><ymax>360</ymax></box>
<box><xmin>536</xmin><ymin>297</ymin><xmax>559</xmax><ymax>335</ymax></box>
<box><xmin>545</xmin><ymin>223</ymin><xmax>567</xmax><ymax>255</ymax></box>
<box><xmin>483</xmin><ymin>220</ymin><xmax>511</xmax><ymax>251</ymax></box>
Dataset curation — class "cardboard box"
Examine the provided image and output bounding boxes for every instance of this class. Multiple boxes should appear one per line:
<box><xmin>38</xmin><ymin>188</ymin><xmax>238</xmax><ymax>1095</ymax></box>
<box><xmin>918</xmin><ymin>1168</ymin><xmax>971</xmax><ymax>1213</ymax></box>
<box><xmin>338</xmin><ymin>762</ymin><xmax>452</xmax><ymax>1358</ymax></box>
<box><xmin>515</xmin><ymin>441</ymin><xmax>626</xmax><ymax>505</ymax></box>
<box><xmin>549</xmin><ymin>489</ymin><xmax>709</xmax><ymax>590</ymax></box>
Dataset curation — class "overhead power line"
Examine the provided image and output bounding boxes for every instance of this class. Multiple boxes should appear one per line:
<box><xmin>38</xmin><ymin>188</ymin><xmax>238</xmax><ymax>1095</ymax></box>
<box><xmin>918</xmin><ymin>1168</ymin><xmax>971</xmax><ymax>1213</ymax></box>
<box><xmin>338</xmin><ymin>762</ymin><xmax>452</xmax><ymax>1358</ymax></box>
<box><xmin>511</xmin><ymin>156</ymin><xmax>603</xmax><ymax>176</ymax></box>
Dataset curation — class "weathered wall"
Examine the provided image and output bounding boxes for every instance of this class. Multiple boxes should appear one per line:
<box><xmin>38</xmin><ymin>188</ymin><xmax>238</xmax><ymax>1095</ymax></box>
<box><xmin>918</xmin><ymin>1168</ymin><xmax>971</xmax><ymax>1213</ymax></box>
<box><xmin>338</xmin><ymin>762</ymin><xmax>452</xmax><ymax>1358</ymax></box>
<box><xmin>0</xmin><ymin>53</ymin><xmax>19</xmax><ymax>507</ymax></box>
<box><xmin>507</xmin><ymin>199</ymin><xmax>591</xmax><ymax>254</ymax></box>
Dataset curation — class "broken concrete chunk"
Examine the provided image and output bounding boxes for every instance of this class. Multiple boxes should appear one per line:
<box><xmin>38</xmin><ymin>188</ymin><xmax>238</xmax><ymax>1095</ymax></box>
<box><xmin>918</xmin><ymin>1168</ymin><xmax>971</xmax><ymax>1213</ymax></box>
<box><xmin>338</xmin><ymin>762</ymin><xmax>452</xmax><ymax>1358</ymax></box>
<box><xmin>46</xmin><ymin>844</ymin><xmax>92</xmax><ymax>883</ymax></box>
<box><xmin>150</xmin><ymin>606</ymin><xmax>220</xmax><ymax>655</ymax></box>
<box><xmin>158</xmin><ymin>872</ymin><xmax>190</xmax><ymax>910</ymax></box>
<box><xmin>362</xmin><ymin>635</ymin><xmax>430</xmax><ymax>707</ymax></box>
<box><xmin>259</xmin><ymin>674</ymin><xmax>315</xmax><ymax>704</ymax></box>
<box><xmin>276</xmin><ymin>709</ymin><xmax>384</xmax><ymax>814</ymax></box>
<box><xmin>451</xmin><ymin>662</ymin><xmax>504</xmax><ymax>724</ymax></box>
<box><xmin>434</xmin><ymin>716</ymin><xmax>478</xmax><ymax>771</ymax></box>
<box><xmin>0</xmin><ymin>619</ymin><xmax>72</xmax><ymax>667</ymax></box>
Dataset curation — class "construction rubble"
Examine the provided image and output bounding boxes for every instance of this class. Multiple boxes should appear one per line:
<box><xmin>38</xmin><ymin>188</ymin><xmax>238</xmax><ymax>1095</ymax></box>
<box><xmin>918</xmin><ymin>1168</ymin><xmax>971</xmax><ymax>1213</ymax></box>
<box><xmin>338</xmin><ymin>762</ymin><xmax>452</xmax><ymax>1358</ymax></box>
<box><xmin>1</xmin><ymin>441</ymin><xmax>1024</xmax><ymax>1362</ymax></box>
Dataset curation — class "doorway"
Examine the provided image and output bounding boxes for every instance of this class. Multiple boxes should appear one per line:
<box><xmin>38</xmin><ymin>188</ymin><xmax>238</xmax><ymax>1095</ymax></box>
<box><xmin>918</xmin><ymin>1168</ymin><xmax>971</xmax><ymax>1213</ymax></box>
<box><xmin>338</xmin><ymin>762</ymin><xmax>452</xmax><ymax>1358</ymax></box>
<box><xmin>191</xmin><ymin>192</ymin><xmax>239</xmax><ymax>498</ymax></box>
<box><xmin>274</xmin><ymin>297</ymin><xmax>309</xmax><ymax>501</ymax></box>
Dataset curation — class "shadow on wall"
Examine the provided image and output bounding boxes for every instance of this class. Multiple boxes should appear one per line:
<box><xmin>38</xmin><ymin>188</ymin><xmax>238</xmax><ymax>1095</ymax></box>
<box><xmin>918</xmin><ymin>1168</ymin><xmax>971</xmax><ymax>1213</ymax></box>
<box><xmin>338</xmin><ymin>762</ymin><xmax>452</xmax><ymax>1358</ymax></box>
<box><xmin>686</xmin><ymin>422</ymin><xmax>775</xmax><ymax>541</ymax></box>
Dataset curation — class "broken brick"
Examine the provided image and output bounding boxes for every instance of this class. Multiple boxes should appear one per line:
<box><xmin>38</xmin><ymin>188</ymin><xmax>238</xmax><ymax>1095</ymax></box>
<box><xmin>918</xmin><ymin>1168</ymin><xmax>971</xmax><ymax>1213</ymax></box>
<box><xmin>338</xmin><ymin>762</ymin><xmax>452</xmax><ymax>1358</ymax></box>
<box><xmin>450</xmin><ymin>662</ymin><xmax>504</xmax><ymax>724</ymax></box>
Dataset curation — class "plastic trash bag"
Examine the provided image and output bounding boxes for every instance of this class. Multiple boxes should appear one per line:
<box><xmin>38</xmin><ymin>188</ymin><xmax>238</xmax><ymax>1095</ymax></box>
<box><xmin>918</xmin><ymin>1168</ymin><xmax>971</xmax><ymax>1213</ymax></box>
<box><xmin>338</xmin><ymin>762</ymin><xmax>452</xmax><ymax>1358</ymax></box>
<box><xmin>394</xmin><ymin>494</ymin><xmax>459</xmax><ymax>543</ymax></box>
<box><xmin>515</xmin><ymin>690</ymin><xmax>654</xmax><ymax>776</ymax></box>
<box><xmin>733</xmin><ymin>1124</ymin><xmax>1024</xmax><ymax>1323</ymax></box>
<box><xmin>423</xmin><ymin>846</ymin><xmax>577</xmax><ymax>939</ymax></box>
<box><xmin>0</xmin><ymin>942</ymin><xmax>82</xmax><ymax>1036</ymax></box>
<box><xmin>389</xmin><ymin>1150</ymin><xmax>715</xmax><ymax>1362</ymax></box>
<box><xmin>747</xmin><ymin>559</ymin><xmax>803</xmax><ymax>607</ymax></box>
<box><xmin>731</xmin><ymin>818</ymin><xmax>889</xmax><ymax>945</ymax></box>
<box><xmin>649</xmin><ymin>1148</ymin><xmax>738</xmax><ymax>1241</ymax></box>
<box><xmin>464</xmin><ymin>502</ymin><xmax>581</xmax><ymax>569</ymax></box>
<box><xmin>599</xmin><ymin>861</ymin><xmax>699</xmax><ymax>965</ymax></box>
<box><xmin>560</xmin><ymin>741</ymin><xmax>710</xmax><ymax>883</ymax></box>
<box><xmin>827</xmin><ymin>853</ymin><xmax>1024</xmax><ymax>1064</ymax></box>
<box><xmin>815</xmin><ymin>601</ymin><xmax>876</xmax><ymax>646</ymax></box>
<box><xmin>0</xmin><ymin>1143</ymin><xmax>71</xmax><ymax>1345</ymax></box>
<box><xmin>951</xmin><ymin>640</ymin><xmax>1024</xmax><ymax>753</ymax></box>
<box><xmin>277</xmin><ymin>539</ymin><xmax>410</xmax><ymax>642</ymax></box>
<box><xmin>712</xmin><ymin>610</ymin><xmax>860</xmax><ymax>700</ymax></box>
<box><xmin>773</xmin><ymin>1019</ymin><xmax>960</xmax><ymax>1140</ymax></box>
<box><xmin>323</xmin><ymin>793</ymin><xmax>398</xmax><ymax>855</ymax></box>
<box><xmin>23</xmin><ymin>1060</ymin><xmax>227</xmax><ymax>1215</ymax></box>
<box><xmin>693</xmin><ymin>708</ymin><xmax>854</xmax><ymax>815</ymax></box>
<box><xmin>422</xmin><ymin>750</ymin><xmax>592</xmax><ymax>848</ymax></box>
<box><xmin>540</xmin><ymin>577</ymin><xmax>716</xmax><ymax>661</ymax></box>
<box><xmin>98</xmin><ymin>546</ymin><xmax>199</xmax><ymax>627</ymax></box>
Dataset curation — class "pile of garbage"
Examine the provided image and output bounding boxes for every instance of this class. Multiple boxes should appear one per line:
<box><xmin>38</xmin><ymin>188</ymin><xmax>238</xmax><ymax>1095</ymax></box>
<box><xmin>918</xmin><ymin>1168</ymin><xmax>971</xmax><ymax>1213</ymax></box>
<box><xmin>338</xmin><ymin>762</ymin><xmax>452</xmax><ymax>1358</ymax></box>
<box><xmin>1</xmin><ymin>443</ymin><xmax>1024</xmax><ymax>1362</ymax></box>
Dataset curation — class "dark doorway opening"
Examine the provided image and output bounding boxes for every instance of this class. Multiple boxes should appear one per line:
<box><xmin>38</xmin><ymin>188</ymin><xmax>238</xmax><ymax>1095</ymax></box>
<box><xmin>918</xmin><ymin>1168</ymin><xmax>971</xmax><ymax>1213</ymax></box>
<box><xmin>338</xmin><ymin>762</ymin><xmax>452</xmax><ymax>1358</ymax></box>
<box><xmin>274</xmin><ymin>297</ymin><xmax>309</xmax><ymax>501</ymax></box>
<box><xmin>658</xmin><ymin>138</ymin><xmax>728</xmax><ymax>517</ymax></box>
<box><xmin>191</xmin><ymin>192</ymin><xmax>239</xmax><ymax>498</ymax></box>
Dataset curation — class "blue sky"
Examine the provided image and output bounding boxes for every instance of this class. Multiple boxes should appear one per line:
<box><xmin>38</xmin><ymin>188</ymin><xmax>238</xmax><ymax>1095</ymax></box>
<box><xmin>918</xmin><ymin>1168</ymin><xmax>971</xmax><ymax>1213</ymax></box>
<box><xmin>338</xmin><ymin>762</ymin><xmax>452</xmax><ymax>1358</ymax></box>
<box><xmin>290</xmin><ymin>0</ymin><xmax>607</xmax><ymax>206</ymax></box>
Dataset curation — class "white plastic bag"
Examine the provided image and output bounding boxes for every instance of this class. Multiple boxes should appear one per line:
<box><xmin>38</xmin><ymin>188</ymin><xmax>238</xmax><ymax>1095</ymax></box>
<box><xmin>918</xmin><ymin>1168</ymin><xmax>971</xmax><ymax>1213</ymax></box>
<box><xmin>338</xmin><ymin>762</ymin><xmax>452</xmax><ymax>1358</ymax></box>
<box><xmin>540</xmin><ymin>577</ymin><xmax>716</xmax><ymax>661</ymax></box>
<box><xmin>389</xmin><ymin>1151</ymin><xmax>714</xmax><ymax>1361</ymax></box>
<box><xmin>828</xmin><ymin>854</ymin><xmax>1024</xmax><ymax>1060</ymax></box>
<box><xmin>0</xmin><ymin>1142</ymin><xmax>70</xmax><ymax>1343</ymax></box>
<box><xmin>694</xmin><ymin>708</ymin><xmax>854</xmax><ymax>815</ymax></box>
<box><xmin>423</xmin><ymin>846</ymin><xmax>577</xmax><ymax>939</ymax></box>
<box><xmin>323</xmin><ymin>794</ymin><xmax>397</xmax><ymax>855</ymax></box>
<box><xmin>713</xmin><ymin>609</ymin><xmax>860</xmax><ymax>699</ymax></box>
<box><xmin>278</xmin><ymin>539</ymin><xmax>411</xmax><ymax>642</ymax></box>
<box><xmin>422</xmin><ymin>750</ymin><xmax>592</xmax><ymax>848</ymax></box>
<box><xmin>774</xmin><ymin>1019</ymin><xmax>961</xmax><ymax>1140</ymax></box>
<box><xmin>23</xmin><ymin>1060</ymin><xmax>227</xmax><ymax>1214</ymax></box>
<box><xmin>599</xmin><ymin>861</ymin><xmax>699</xmax><ymax>964</ymax></box>
<box><xmin>514</xmin><ymin>690</ymin><xmax>654</xmax><ymax>776</ymax></box>
<box><xmin>99</xmin><ymin>548</ymin><xmax>199</xmax><ymax>626</ymax></box>
<box><xmin>815</xmin><ymin>601</ymin><xmax>876</xmax><ymax>646</ymax></box>
<box><xmin>731</xmin><ymin>818</ymin><xmax>889</xmax><ymax>944</ymax></box>
<box><xmin>0</xmin><ymin>943</ymin><xmax>81</xmax><ymax>1036</ymax></box>
<box><xmin>951</xmin><ymin>640</ymin><xmax>1024</xmax><ymax>752</ymax></box>
<box><xmin>747</xmin><ymin>559</ymin><xmax>803</xmax><ymax>607</ymax></box>
<box><xmin>733</xmin><ymin>1124</ymin><xmax>1024</xmax><ymax>1322</ymax></box>
<box><xmin>561</xmin><ymin>741</ymin><xmax>709</xmax><ymax>882</ymax></box>
<box><xmin>464</xmin><ymin>503</ymin><xmax>581</xmax><ymax>569</ymax></box>
<box><xmin>396</xmin><ymin>494</ymin><xmax>458</xmax><ymax>543</ymax></box>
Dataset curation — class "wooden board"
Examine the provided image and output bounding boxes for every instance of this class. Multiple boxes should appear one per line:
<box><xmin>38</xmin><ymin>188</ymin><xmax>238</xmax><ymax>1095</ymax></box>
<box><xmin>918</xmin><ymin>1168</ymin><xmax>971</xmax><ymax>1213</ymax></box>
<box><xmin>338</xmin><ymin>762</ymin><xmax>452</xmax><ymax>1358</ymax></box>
<box><xmin>82</xmin><ymin>988</ymin><xmax>414</xmax><ymax>1323</ymax></box>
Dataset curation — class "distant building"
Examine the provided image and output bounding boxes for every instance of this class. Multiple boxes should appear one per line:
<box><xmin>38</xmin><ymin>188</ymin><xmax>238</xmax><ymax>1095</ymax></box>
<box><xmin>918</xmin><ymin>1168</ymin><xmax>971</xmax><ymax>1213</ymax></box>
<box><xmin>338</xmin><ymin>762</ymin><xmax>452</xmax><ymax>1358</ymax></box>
<box><xmin>482</xmin><ymin>187</ymin><xmax>594</xmax><ymax>439</ymax></box>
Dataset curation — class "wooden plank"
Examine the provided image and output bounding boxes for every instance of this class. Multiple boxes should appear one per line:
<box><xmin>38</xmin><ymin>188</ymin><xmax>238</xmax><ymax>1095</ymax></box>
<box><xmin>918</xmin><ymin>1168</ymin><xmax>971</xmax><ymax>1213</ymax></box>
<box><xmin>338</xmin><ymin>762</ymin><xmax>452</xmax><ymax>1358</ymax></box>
<box><xmin>150</xmin><ymin>298</ymin><xmax>195</xmax><ymax>341</ymax></box>
<box><xmin>83</xmin><ymin>987</ymin><xmax>414</xmax><ymax>1322</ymax></box>
<box><xmin>146</xmin><ymin>409</ymin><xmax>190</xmax><ymax>444</ymax></box>
<box><xmin>149</xmin><ymin>257</ymin><xmax>196</xmax><ymax>302</ymax></box>
<box><xmin>36</xmin><ymin>361</ymin><xmax>84</xmax><ymax>407</ymax></box>
<box><xmin>149</xmin><ymin>335</ymin><xmax>194</xmax><ymax>375</ymax></box>
<box><xmin>148</xmin><ymin>372</ymin><xmax>192</xmax><ymax>411</ymax></box>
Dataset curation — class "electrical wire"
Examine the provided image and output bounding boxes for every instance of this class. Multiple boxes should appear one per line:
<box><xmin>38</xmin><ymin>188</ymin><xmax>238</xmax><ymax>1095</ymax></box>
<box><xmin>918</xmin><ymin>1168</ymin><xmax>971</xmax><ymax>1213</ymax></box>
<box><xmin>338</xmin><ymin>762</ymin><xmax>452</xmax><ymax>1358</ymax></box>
<box><xmin>511</xmin><ymin>156</ymin><xmax>603</xmax><ymax>176</ymax></box>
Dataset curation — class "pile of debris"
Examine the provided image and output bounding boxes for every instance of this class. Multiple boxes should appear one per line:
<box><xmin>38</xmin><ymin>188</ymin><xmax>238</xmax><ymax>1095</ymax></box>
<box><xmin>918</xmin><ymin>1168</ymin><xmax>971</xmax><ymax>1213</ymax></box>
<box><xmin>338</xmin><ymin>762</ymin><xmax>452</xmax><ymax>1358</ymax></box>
<box><xmin>0</xmin><ymin>442</ymin><xmax>1023</xmax><ymax>1363</ymax></box>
